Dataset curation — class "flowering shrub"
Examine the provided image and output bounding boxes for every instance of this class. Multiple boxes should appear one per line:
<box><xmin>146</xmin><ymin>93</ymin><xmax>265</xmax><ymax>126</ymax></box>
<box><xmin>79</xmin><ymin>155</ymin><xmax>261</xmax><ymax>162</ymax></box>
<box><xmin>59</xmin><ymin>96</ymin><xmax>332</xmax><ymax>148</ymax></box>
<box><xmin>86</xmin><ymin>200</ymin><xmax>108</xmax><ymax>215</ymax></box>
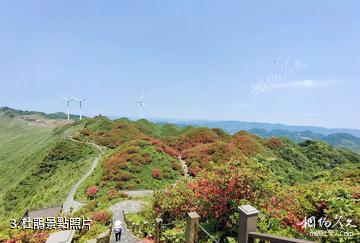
<box><xmin>146</xmin><ymin>137</ymin><xmax>180</xmax><ymax>158</ymax></box>
<box><xmin>231</xmin><ymin>133</ymin><xmax>264</xmax><ymax>156</ymax></box>
<box><xmin>187</xmin><ymin>163</ymin><xmax>252</xmax><ymax>219</ymax></box>
<box><xmin>86</xmin><ymin>186</ymin><xmax>99</xmax><ymax>198</ymax></box>
<box><xmin>264</xmin><ymin>137</ymin><xmax>284</xmax><ymax>148</ymax></box>
<box><xmin>7</xmin><ymin>231</ymin><xmax>48</xmax><ymax>243</ymax></box>
<box><xmin>151</xmin><ymin>168</ymin><xmax>161</xmax><ymax>179</ymax></box>
<box><xmin>106</xmin><ymin>189</ymin><xmax>119</xmax><ymax>200</ymax></box>
<box><xmin>155</xmin><ymin>161</ymin><xmax>308</xmax><ymax>238</ymax></box>
<box><xmin>91</xmin><ymin>210</ymin><xmax>112</xmax><ymax>225</ymax></box>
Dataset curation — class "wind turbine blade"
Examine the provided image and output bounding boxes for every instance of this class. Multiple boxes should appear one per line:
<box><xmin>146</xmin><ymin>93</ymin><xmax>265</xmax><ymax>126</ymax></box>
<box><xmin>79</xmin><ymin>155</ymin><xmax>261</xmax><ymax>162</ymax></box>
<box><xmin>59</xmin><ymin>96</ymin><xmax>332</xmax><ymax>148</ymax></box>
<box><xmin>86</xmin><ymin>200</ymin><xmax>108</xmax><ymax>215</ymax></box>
<box><xmin>141</xmin><ymin>89</ymin><xmax>146</xmax><ymax>100</ymax></box>
<box><xmin>70</xmin><ymin>95</ymin><xmax>80</xmax><ymax>101</ymax></box>
<box><xmin>59</xmin><ymin>93</ymin><xmax>67</xmax><ymax>100</ymax></box>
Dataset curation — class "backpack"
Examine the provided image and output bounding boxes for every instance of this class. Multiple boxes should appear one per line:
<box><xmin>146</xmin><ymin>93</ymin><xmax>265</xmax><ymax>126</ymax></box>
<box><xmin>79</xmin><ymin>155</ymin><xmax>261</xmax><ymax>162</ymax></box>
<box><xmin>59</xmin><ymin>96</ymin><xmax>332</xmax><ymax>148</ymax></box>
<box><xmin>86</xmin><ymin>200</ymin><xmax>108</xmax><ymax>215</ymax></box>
<box><xmin>114</xmin><ymin>226</ymin><xmax>122</xmax><ymax>233</ymax></box>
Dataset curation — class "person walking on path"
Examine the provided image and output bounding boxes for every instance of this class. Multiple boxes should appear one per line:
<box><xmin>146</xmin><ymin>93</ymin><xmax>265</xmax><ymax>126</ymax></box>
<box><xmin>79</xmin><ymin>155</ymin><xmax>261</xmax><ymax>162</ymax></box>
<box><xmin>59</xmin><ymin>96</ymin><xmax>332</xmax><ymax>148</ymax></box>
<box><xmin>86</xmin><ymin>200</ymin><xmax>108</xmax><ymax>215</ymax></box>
<box><xmin>114</xmin><ymin>220</ymin><xmax>122</xmax><ymax>241</ymax></box>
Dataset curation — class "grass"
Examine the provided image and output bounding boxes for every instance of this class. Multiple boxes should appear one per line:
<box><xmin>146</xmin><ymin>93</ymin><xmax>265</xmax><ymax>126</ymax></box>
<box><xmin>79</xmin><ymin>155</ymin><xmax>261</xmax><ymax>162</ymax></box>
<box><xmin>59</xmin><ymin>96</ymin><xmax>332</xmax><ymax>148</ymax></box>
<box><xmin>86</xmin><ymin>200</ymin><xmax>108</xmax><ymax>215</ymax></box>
<box><xmin>2</xmin><ymin>110</ymin><xmax>360</xmax><ymax>242</ymax></box>
<box><xmin>0</xmin><ymin>112</ymin><xmax>96</xmax><ymax>224</ymax></box>
<box><xmin>75</xmin><ymin>140</ymin><xmax>183</xmax><ymax>204</ymax></box>
<box><xmin>119</xmin><ymin>145</ymin><xmax>182</xmax><ymax>189</ymax></box>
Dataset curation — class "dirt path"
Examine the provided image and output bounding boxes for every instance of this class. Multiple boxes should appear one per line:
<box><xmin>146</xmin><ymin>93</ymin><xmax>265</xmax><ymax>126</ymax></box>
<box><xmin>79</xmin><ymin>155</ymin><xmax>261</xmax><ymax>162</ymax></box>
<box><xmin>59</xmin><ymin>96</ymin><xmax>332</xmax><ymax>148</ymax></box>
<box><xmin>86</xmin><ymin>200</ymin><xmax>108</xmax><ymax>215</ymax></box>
<box><xmin>109</xmin><ymin>199</ymin><xmax>149</xmax><ymax>243</ymax></box>
<box><xmin>178</xmin><ymin>155</ymin><xmax>189</xmax><ymax>176</ymax></box>
<box><xmin>110</xmin><ymin>156</ymin><xmax>188</xmax><ymax>242</ymax></box>
<box><xmin>63</xmin><ymin>138</ymin><xmax>104</xmax><ymax>213</ymax></box>
<box><xmin>61</xmin><ymin>137</ymin><xmax>188</xmax><ymax>241</ymax></box>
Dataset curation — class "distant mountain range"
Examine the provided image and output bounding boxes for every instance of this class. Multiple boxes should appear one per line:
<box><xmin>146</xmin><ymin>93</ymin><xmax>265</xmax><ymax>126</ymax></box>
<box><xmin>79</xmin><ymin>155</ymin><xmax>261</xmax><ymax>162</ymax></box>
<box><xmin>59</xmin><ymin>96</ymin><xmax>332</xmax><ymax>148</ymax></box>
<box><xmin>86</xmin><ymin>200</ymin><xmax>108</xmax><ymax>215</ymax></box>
<box><xmin>171</xmin><ymin>120</ymin><xmax>360</xmax><ymax>153</ymax></box>
<box><xmin>173</xmin><ymin>120</ymin><xmax>360</xmax><ymax>137</ymax></box>
<box><xmin>2</xmin><ymin>106</ymin><xmax>359</xmax><ymax>153</ymax></box>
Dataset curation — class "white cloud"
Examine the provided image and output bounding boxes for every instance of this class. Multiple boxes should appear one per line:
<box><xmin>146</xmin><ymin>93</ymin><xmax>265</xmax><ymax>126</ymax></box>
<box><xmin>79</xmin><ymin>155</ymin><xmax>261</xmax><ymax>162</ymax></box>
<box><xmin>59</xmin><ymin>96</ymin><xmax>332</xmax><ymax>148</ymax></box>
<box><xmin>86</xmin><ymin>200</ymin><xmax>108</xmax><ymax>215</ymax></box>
<box><xmin>251</xmin><ymin>79</ymin><xmax>338</xmax><ymax>96</ymax></box>
<box><xmin>271</xmin><ymin>79</ymin><xmax>336</xmax><ymax>89</ymax></box>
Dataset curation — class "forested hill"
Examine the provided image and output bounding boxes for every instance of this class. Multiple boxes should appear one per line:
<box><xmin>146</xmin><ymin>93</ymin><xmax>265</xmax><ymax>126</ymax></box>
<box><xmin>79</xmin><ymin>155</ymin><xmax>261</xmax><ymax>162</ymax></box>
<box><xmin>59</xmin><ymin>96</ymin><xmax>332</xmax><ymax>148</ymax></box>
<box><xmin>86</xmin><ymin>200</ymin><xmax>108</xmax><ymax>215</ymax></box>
<box><xmin>249</xmin><ymin>128</ymin><xmax>360</xmax><ymax>153</ymax></box>
<box><xmin>0</xmin><ymin>108</ymin><xmax>96</xmax><ymax>225</ymax></box>
<box><xmin>73</xmin><ymin>115</ymin><xmax>359</xmax><ymax>241</ymax></box>
<box><xmin>0</xmin><ymin>106</ymin><xmax>83</xmax><ymax>120</ymax></box>
<box><xmin>175</xmin><ymin>119</ymin><xmax>360</xmax><ymax>137</ymax></box>
<box><xmin>1</xmin><ymin>109</ymin><xmax>359</xmax><ymax>241</ymax></box>
<box><xmin>167</xmin><ymin>120</ymin><xmax>360</xmax><ymax>153</ymax></box>
<box><xmin>78</xmin><ymin>115</ymin><xmax>360</xmax><ymax>181</ymax></box>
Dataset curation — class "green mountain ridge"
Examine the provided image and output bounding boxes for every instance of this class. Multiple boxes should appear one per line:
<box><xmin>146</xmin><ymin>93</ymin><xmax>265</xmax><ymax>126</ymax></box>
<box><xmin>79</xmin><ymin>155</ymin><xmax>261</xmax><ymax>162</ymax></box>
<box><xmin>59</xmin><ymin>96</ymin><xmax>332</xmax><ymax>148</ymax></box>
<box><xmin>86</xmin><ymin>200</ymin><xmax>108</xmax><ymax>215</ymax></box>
<box><xmin>0</xmin><ymin>106</ymin><xmax>85</xmax><ymax>120</ymax></box>
<box><xmin>0</xmin><ymin>108</ymin><xmax>359</xmax><ymax>242</ymax></box>
<box><xmin>249</xmin><ymin>128</ymin><xmax>360</xmax><ymax>153</ymax></box>
<box><xmin>0</xmin><ymin>109</ymin><xmax>95</xmax><ymax>224</ymax></box>
<box><xmin>174</xmin><ymin>119</ymin><xmax>360</xmax><ymax>137</ymax></box>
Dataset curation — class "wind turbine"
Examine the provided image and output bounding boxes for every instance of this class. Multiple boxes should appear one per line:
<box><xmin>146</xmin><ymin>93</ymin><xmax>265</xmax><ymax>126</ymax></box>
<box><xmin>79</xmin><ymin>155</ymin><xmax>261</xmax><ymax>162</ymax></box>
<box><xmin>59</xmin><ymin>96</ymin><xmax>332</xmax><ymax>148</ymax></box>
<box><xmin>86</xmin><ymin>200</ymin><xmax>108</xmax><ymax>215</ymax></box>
<box><xmin>71</xmin><ymin>95</ymin><xmax>87</xmax><ymax>120</ymax></box>
<box><xmin>136</xmin><ymin>89</ymin><xmax>146</xmax><ymax>119</ymax></box>
<box><xmin>60</xmin><ymin>94</ymin><xmax>73</xmax><ymax>120</ymax></box>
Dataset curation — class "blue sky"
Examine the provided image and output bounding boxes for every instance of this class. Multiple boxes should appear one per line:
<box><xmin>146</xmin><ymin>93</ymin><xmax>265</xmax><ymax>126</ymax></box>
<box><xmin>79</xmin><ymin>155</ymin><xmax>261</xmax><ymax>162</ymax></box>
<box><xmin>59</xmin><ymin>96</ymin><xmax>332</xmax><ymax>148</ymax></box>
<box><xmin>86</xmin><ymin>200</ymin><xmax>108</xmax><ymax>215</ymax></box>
<box><xmin>0</xmin><ymin>1</ymin><xmax>359</xmax><ymax>129</ymax></box>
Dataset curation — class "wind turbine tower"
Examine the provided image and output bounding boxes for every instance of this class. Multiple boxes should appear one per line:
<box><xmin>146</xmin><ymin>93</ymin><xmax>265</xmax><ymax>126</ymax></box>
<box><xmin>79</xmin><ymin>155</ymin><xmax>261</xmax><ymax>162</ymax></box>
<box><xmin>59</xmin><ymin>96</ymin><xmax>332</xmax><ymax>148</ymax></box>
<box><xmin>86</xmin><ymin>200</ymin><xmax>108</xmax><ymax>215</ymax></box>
<box><xmin>71</xmin><ymin>96</ymin><xmax>87</xmax><ymax>120</ymax></box>
<box><xmin>136</xmin><ymin>89</ymin><xmax>146</xmax><ymax>119</ymax></box>
<box><xmin>60</xmin><ymin>94</ymin><xmax>73</xmax><ymax>120</ymax></box>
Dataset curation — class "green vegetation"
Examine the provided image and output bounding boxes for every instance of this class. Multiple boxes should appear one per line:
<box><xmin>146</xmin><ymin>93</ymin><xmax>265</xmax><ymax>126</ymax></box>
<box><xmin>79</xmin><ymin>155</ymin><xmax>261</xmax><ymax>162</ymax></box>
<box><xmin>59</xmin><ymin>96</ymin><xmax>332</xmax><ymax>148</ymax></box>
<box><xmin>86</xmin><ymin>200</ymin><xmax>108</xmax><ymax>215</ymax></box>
<box><xmin>1</xmin><ymin>108</ymin><xmax>359</xmax><ymax>242</ymax></box>
<box><xmin>250</xmin><ymin>128</ymin><xmax>360</xmax><ymax>153</ymax></box>
<box><xmin>0</xmin><ymin>106</ymin><xmax>84</xmax><ymax>120</ymax></box>
<box><xmin>75</xmin><ymin>138</ymin><xmax>182</xmax><ymax>203</ymax></box>
<box><xmin>0</xmin><ymin>108</ymin><xmax>96</xmax><ymax>227</ymax></box>
<box><xmin>74</xmin><ymin>116</ymin><xmax>359</xmax><ymax>242</ymax></box>
<box><xmin>3</xmin><ymin>140</ymin><xmax>96</xmax><ymax>220</ymax></box>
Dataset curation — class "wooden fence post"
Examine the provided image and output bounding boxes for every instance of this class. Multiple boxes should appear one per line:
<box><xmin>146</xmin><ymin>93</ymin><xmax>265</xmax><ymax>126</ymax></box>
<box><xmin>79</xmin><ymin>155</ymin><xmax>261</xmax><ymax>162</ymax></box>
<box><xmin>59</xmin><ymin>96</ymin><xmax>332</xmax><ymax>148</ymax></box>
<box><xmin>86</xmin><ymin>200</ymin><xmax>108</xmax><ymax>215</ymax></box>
<box><xmin>185</xmin><ymin>212</ymin><xmax>200</xmax><ymax>243</ymax></box>
<box><xmin>155</xmin><ymin>218</ymin><xmax>163</xmax><ymax>243</ymax></box>
<box><xmin>238</xmin><ymin>205</ymin><xmax>259</xmax><ymax>243</ymax></box>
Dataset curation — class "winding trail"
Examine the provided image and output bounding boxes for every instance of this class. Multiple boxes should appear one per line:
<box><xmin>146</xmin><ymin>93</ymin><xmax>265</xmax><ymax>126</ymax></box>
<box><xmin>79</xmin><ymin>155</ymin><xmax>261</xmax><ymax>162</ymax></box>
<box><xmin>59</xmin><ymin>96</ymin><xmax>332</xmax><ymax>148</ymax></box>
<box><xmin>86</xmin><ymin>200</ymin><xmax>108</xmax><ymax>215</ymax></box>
<box><xmin>178</xmin><ymin>155</ymin><xmax>189</xmax><ymax>176</ymax></box>
<box><xmin>109</xmin><ymin>157</ymin><xmax>188</xmax><ymax>241</ymax></box>
<box><xmin>109</xmin><ymin>199</ymin><xmax>149</xmax><ymax>243</ymax></box>
<box><xmin>61</xmin><ymin>137</ymin><xmax>189</xmax><ymax>241</ymax></box>
<box><xmin>63</xmin><ymin>138</ymin><xmax>104</xmax><ymax>213</ymax></box>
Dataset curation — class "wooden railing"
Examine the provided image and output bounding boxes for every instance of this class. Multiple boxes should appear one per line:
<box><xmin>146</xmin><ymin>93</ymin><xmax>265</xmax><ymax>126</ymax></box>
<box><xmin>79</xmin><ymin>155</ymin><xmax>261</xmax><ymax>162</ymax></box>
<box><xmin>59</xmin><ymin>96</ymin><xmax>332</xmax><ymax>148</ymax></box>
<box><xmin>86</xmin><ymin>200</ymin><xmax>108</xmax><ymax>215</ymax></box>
<box><xmin>126</xmin><ymin>204</ymin><xmax>315</xmax><ymax>243</ymax></box>
<box><xmin>180</xmin><ymin>205</ymin><xmax>315</xmax><ymax>243</ymax></box>
<box><xmin>248</xmin><ymin>232</ymin><xmax>312</xmax><ymax>243</ymax></box>
<box><xmin>238</xmin><ymin>205</ymin><xmax>314</xmax><ymax>243</ymax></box>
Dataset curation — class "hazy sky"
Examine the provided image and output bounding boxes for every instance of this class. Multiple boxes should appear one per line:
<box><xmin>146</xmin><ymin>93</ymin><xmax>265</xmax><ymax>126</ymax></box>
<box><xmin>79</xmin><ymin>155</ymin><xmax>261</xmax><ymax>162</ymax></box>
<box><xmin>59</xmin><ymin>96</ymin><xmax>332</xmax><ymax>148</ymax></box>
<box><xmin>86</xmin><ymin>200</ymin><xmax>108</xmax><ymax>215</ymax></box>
<box><xmin>0</xmin><ymin>1</ymin><xmax>359</xmax><ymax>129</ymax></box>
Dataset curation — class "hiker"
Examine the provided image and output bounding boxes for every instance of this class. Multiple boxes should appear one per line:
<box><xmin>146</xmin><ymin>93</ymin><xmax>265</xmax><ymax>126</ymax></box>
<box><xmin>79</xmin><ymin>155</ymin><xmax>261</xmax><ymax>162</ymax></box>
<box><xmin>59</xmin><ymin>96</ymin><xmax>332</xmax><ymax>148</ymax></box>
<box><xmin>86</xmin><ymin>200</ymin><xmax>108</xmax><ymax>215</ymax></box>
<box><xmin>114</xmin><ymin>220</ymin><xmax>122</xmax><ymax>241</ymax></box>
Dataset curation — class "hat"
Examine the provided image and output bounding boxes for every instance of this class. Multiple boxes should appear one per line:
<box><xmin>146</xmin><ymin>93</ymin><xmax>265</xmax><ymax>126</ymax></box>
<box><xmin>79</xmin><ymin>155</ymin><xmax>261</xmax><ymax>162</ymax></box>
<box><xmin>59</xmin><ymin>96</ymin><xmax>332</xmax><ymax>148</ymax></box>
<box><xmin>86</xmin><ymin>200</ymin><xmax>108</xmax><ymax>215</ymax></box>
<box><xmin>115</xmin><ymin>220</ymin><xmax>121</xmax><ymax>227</ymax></box>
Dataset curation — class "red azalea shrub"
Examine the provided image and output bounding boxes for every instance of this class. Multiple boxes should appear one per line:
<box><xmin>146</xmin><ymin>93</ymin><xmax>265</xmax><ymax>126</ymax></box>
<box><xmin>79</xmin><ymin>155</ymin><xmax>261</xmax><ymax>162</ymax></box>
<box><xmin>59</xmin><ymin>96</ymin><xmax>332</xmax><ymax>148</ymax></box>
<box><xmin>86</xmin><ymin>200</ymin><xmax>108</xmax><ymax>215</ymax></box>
<box><xmin>86</xmin><ymin>186</ymin><xmax>99</xmax><ymax>198</ymax></box>
<box><xmin>187</xmin><ymin>163</ymin><xmax>251</xmax><ymax>219</ymax></box>
<box><xmin>106</xmin><ymin>189</ymin><xmax>119</xmax><ymax>200</ymax></box>
<box><xmin>143</xmin><ymin>152</ymin><xmax>152</xmax><ymax>164</ymax></box>
<box><xmin>8</xmin><ymin>232</ymin><xmax>48</xmax><ymax>243</ymax></box>
<box><xmin>155</xmin><ymin>162</ymin><xmax>253</xmax><ymax>220</ymax></box>
<box><xmin>265</xmin><ymin>137</ymin><xmax>284</xmax><ymax>149</ymax></box>
<box><xmin>188</xmin><ymin>164</ymin><xmax>202</xmax><ymax>176</ymax></box>
<box><xmin>180</xmin><ymin>142</ymin><xmax>246</xmax><ymax>176</ymax></box>
<box><xmin>147</xmin><ymin>137</ymin><xmax>180</xmax><ymax>158</ymax></box>
<box><xmin>154</xmin><ymin>161</ymin><xmax>305</xmax><ymax>236</ymax></box>
<box><xmin>91</xmin><ymin>210</ymin><xmax>112</xmax><ymax>224</ymax></box>
<box><xmin>231</xmin><ymin>133</ymin><xmax>264</xmax><ymax>156</ymax></box>
<box><xmin>151</xmin><ymin>168</ymin><xmax>161</xmax><ymax>179</ymax></box>
<box><xmin>154</xmin><ymin>179</ymin><xmax>197</xmax><ymax>221</ymax></box>
<box><xmin>261</xmin><ymin>194</ymin><xmax>304</xmax><ymax>233</ymax></box>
